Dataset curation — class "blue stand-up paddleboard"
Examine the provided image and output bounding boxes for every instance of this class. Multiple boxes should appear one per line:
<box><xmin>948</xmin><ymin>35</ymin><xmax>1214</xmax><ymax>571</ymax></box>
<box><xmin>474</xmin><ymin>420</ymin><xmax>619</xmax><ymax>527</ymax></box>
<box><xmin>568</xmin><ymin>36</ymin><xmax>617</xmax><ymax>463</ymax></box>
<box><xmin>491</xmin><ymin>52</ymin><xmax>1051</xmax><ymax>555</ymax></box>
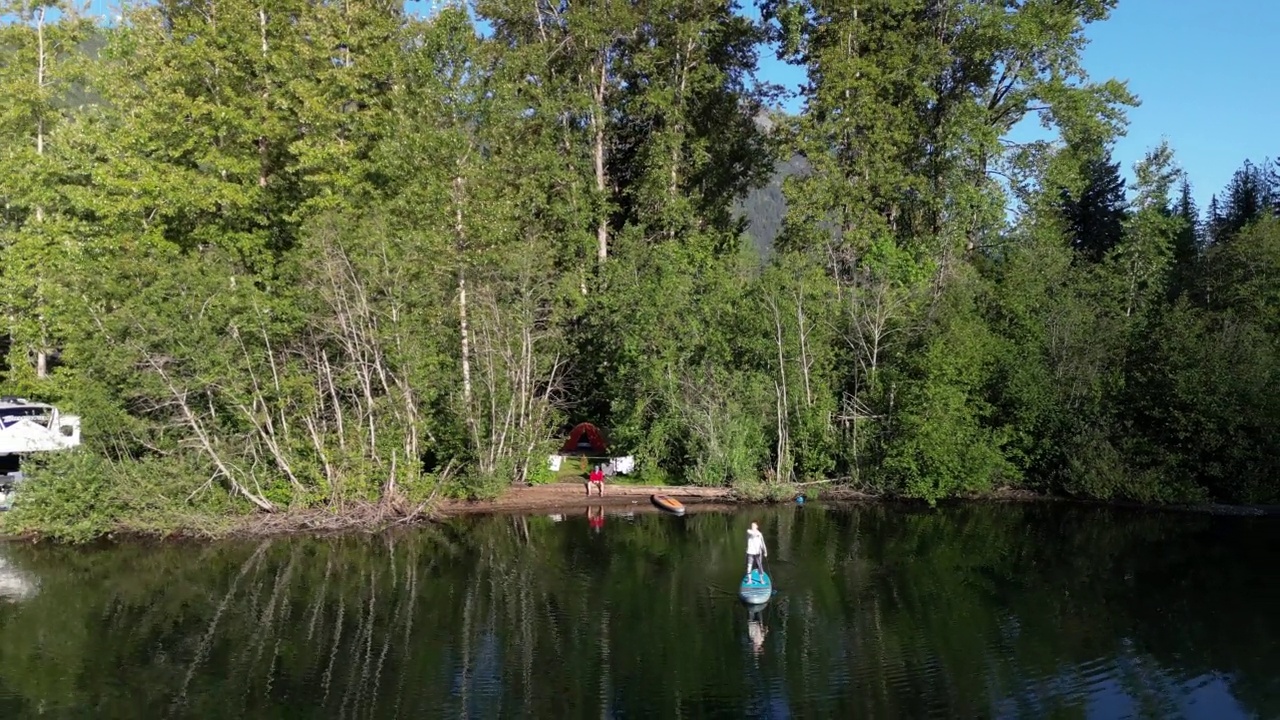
<box><xmin>738</xmin><ymin>569</ymin><xmax>773</xmax><ymax>605</ymax></box>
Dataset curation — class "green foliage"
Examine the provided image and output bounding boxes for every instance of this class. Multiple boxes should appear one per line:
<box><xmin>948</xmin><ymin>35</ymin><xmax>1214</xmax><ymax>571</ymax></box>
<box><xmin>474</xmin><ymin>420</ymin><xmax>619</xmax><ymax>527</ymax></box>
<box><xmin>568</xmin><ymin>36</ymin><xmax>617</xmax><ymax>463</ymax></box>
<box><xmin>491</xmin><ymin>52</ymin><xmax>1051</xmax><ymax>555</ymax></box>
<box><xmin>882</xmin><ymin>272</ymin><xmax>1013</xmax><ymax>503</ymax></box>
<box><xmin>449</xmin><ymin>464</ymin><xmax>514</xmax><ymax>501</ymax></box>
<box><xmin>1116</xmin><ymin>219</ymin><xmax>1280</xmax><ymax>505</ymax></box>
<box><xmin>1</xmin><ymin>1</ymin><xmax>1277</xmax><ymax>542</ymax></box>
<box><xmin>526</xmin><ymin>456</ymin><xmax>557</xmax><ymax>486</ymax></box>
<box><xmin>1</xmin><ymin>451</ymin><xmax>237</xmax><ymax>543</ymax></box>
<box><xmin>732</xmin><ymin>479</ymin><xmax>798</xmax><ymax>502</ymax></box>
<box><xmin>1060</xmin><ymin>151</ymin><xmax>1129</xmax><ymax>263</ymax></box>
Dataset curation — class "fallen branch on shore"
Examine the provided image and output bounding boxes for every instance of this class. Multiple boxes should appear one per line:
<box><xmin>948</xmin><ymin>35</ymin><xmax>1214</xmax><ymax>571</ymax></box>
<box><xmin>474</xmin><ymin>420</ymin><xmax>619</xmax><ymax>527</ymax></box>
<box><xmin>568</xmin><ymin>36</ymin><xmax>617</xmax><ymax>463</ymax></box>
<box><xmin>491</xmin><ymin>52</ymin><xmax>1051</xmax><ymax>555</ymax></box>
<box><xmin>230</xmin><ymin>500</ymin><xmax>437</xmax><ymax>537</ymax></box>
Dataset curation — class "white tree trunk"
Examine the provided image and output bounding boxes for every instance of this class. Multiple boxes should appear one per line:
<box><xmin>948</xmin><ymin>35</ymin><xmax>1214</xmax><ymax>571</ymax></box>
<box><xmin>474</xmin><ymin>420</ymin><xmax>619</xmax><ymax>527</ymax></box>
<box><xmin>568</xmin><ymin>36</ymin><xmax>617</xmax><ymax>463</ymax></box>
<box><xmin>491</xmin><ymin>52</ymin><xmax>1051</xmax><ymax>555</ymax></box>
<box><xmin>454</xmin><ymin>175</ymin><xmax>479</xmax><ymax>449</ymax></box>
<box><xmin>591</xmin><ymin>55</ymin><xmax>609</xmax><ymax>262</ymax></box>
<box><xmin>34</xmin><ymin>7</ymin><xmax>48</xmax><ymax>377</ymax></box>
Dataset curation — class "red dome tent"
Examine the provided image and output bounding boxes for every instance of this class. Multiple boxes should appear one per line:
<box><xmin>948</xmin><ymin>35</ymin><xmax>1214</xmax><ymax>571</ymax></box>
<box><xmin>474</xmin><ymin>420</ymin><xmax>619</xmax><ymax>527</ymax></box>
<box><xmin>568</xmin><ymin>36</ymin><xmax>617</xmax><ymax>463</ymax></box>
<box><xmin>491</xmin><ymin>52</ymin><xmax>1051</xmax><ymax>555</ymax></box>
<box><xmin>561</xmin><ymin>422</ymin><xmax>608</xmax><ymax>454</ymax></box>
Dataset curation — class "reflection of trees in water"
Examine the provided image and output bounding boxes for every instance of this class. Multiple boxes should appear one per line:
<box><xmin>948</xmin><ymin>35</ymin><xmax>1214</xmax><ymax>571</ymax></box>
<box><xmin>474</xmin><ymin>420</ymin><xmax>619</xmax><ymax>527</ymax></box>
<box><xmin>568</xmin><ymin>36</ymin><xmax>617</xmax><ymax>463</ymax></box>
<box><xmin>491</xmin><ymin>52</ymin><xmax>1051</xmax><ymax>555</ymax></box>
<box><xmin>0</xmin><ymin>506</ymin><xmax>1273</xmax><ymax>717</ymax></box>
<box><xmin>0</xmin><ymin>551</ymin><xmax>38</xmax><ymax>602</ymax></box>
<box><xmin>0</xmin><ymin>533</ymin><xmax>445</xmax><ymax>717</ymax></box>
<box><xmin>840</xmin><ymin>506</ymin><xmax>1278</xmax><ymax>718</ymax></box>
<box><xmin>761</xmin><ymin>505</ymin><xmax>1280</xmax><ymax>718</ymax></box>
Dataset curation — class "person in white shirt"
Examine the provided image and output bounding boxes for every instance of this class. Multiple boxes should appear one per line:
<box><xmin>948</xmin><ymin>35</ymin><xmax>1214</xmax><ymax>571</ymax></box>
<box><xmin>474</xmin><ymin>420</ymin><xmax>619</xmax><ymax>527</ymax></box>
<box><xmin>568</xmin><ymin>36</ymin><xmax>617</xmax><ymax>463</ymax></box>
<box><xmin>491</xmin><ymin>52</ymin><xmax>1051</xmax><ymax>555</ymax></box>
<box><xmin>745</xmin><ymin>522</ymin><xmax>767</xmax><ymax>579</ymax></box>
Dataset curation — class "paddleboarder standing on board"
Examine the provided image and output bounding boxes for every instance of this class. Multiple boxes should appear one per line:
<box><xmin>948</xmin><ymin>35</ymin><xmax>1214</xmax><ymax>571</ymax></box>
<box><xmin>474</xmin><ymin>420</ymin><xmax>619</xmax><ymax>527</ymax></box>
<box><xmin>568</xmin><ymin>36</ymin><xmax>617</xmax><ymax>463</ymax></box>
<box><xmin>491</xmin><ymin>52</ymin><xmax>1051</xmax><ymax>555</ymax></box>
<box><xmin>745</xmin><ymin>522</ymin><xmax>767</xmax><ymax>582</ymax></box>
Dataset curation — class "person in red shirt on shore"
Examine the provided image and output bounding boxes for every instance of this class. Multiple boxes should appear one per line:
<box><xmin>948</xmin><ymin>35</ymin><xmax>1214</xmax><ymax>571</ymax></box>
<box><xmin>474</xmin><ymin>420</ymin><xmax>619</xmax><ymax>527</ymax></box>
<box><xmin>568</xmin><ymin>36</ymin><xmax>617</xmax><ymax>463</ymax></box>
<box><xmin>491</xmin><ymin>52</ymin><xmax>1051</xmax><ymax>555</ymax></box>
<box><xmin>586</xmin><ymin>465</ymin><xmax>604</xmax><ymax>496</ymax></box>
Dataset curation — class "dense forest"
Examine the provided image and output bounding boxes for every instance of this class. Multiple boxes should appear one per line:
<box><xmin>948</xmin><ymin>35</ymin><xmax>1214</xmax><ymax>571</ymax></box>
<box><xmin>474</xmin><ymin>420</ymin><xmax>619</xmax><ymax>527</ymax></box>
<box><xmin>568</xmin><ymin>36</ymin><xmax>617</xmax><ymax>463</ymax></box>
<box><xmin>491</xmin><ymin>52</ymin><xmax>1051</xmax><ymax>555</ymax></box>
<box><xmin>1</xmin><ymin>0</ymin><xmax>1278</xmax><ymax>539</ymax></box>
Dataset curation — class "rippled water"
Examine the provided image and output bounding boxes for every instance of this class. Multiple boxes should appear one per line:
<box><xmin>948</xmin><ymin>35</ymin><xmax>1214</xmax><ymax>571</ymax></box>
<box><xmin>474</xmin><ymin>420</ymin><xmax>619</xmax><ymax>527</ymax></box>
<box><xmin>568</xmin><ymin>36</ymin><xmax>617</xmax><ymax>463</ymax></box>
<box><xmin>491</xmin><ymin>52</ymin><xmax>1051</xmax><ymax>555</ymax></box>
<box><xmin>0</xmin><ymin>502</ymin><xmax>1277</xmax><ymax>718</ymax></box>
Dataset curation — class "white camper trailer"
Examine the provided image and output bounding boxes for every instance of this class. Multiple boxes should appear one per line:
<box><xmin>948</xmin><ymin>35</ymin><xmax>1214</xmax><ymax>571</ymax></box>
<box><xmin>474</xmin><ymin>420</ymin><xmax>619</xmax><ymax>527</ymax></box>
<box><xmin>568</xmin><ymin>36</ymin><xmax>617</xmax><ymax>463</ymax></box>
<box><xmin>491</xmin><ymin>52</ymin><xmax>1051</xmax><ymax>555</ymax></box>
<box><xmin>0</xmin><ymin>397</ymin><xmax>81</xmax><ymax>510</ymax></box>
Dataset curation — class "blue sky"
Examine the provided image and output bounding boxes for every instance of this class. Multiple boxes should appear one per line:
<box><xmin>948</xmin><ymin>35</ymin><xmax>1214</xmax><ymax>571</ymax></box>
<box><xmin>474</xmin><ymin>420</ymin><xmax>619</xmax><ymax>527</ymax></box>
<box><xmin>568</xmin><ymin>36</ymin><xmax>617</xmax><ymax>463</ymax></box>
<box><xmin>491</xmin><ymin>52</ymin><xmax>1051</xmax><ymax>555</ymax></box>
<box><xmin>83</xmin><ymin>0</ymin><xmax>1278</xmax><ymax>211</ymax></box>
<box><xmin>1083</xmin><ymin>0</ymin><xmax>1278</xmax><ymax>210</ymax></box>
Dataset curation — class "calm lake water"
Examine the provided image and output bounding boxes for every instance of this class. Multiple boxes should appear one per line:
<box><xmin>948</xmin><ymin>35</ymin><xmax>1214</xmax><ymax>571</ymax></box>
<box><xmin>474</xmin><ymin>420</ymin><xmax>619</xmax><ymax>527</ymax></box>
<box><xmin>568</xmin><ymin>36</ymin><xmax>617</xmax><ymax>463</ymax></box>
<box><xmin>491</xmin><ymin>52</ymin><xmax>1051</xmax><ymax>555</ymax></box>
<box><xmin>0</xmin><ymin>502</ymin><xmax>1276</xmax><ymax>719</ymax></box>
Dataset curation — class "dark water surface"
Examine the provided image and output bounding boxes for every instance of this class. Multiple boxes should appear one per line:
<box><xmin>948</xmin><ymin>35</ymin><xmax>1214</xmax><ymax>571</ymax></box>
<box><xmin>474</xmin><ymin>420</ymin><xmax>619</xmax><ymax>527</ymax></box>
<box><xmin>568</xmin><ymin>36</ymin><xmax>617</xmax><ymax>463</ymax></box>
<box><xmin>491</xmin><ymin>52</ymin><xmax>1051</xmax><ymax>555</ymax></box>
<box><xmin>0</xmin><ymin>503</ymin><xmax>1277</xmax><ymax>719</ymax></box>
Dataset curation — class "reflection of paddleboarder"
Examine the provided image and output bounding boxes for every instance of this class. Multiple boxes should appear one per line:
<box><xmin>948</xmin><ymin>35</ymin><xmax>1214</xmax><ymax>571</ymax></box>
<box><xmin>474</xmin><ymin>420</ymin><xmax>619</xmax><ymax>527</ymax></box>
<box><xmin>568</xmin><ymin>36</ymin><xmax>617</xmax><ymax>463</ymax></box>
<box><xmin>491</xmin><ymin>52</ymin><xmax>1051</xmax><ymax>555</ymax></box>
<box><xmin>747</xmin><ymin>606</ymin><xmax>768</xmax><ymax>656</ymax></box>
<box><xmin>587</xmin><ymin>506</ymin><xmax>605</xmax><ymax>533</ymax></box>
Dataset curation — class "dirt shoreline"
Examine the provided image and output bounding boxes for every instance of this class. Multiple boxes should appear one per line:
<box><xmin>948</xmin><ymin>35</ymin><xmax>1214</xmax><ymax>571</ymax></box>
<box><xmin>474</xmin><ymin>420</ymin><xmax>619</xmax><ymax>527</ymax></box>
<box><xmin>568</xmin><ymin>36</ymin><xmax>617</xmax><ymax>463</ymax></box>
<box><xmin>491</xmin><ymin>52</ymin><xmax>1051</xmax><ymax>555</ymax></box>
<box><xmin>4</xmin><ymin>483</ymin><xmax>1276</xmax><ymax>544</ymax></box>
<box><xmin>436</xmin><ymin>483</ymin><xmax>740</xmax><ymax>514</ymax></box>
<box><xmin>431</xmin><ymin>482</ymin><xmax>1047</xmax><ymax>517</ymax></box>
<box><xmin>432</xmin><ymin>482</ymin><xmax>1280</xmax><ymax>518</ymax></box>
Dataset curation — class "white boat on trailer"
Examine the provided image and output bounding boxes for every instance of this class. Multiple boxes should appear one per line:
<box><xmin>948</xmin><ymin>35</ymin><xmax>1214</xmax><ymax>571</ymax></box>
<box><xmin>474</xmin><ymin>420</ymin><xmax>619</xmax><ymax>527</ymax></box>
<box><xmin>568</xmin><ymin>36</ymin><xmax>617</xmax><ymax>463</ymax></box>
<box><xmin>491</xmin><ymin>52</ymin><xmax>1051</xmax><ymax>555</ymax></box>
<box><xmin>0</xmin><ymin>397</ymin><xmax>81</xmax><ymax>510</ymax></box>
